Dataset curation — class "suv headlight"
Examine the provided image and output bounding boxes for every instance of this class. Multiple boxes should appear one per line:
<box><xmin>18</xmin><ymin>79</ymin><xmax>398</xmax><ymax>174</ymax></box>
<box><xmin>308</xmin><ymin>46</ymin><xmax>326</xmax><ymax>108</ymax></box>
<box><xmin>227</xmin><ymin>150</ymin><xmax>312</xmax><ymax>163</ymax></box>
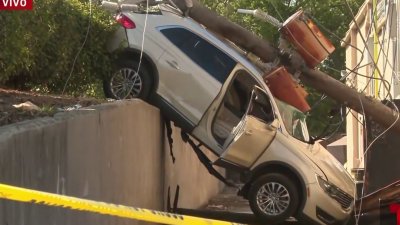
<box><xmin>316</xmin><ymin>175</ymin><xmax>354</xmax><ymax>209</ymax></box>
<box><xmin>316</xmin><ymin>175</ymin><xmax>340</xmax><ymax>197</ymax></box>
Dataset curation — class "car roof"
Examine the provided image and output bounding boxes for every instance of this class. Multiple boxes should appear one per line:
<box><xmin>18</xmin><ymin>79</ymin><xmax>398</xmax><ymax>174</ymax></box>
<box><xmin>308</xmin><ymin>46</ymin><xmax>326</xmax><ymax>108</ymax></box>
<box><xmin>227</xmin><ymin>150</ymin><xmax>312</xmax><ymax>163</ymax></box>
<box><xmin>158</xmin><ymin>10</ymin><xmax>264</xmax><ymax>77</ymax></box>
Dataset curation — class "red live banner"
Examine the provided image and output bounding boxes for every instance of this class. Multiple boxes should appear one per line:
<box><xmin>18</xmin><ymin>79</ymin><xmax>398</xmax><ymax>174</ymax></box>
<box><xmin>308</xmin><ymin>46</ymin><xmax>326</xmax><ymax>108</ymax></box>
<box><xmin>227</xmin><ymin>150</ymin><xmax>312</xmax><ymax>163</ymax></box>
<box><xmin>0</xmin><ymin>0</ymin><xmax>33</xmax><ymax>10</ymax></box>
<box><xmin>389</xmin><ymin>203</ymin><xmax>400</xmax><ymax>225</ymax></box>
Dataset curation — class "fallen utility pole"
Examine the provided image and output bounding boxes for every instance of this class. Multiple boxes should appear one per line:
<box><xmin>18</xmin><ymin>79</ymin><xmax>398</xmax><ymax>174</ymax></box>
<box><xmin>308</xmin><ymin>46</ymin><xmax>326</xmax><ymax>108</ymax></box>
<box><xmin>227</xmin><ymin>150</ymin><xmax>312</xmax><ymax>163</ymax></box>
<box><xmin>172</xmin><ymin>0</ymin><xmax>400</xmax><ymax>133</ymax></box>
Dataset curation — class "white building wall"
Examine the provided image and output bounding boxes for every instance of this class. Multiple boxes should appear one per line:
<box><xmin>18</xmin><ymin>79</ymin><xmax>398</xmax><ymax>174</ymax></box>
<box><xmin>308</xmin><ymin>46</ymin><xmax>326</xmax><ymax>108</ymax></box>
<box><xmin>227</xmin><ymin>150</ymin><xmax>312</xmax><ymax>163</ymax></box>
<box><xmin>343</xmin><ymin>0</ymin><xmax>400</xmax><ymax>176</ymax></box>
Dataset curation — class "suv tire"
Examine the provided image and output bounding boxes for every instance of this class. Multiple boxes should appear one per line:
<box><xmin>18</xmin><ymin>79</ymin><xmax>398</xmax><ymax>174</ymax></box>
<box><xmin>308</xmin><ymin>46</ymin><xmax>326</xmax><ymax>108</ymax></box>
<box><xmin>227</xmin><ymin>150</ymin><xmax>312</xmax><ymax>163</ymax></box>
<box><xmin>248</xmin><ymin>173</ymin><xmax>299</xmax><ymax>223</ymax></box>
<box><xmin>103</xmin><ymin>59</ymin><xmax>152</xmax><ymax>100</ymax></box>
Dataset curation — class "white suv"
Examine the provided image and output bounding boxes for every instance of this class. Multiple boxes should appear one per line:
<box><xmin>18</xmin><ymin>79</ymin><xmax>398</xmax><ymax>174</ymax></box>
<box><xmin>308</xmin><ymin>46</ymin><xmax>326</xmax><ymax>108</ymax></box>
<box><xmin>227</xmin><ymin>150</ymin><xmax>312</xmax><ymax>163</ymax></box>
<box><xmin>103</xmin><ymin>2</ymin><xmax>355</xmax><ymax>225</ymax></box>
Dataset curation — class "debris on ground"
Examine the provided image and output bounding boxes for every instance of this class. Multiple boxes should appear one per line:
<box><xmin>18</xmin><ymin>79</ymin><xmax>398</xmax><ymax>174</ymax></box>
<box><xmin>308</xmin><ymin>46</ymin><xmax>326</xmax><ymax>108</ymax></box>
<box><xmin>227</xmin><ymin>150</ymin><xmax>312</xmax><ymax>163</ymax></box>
<box><xmin>0</xmin><ymin>88</ymin><xmax>104</xmax><ymax>127</ymax></box>
<box><xmin>12</xmin><ymin>101</ymin><xmax>41</xmax><ymax>111</ymax></box>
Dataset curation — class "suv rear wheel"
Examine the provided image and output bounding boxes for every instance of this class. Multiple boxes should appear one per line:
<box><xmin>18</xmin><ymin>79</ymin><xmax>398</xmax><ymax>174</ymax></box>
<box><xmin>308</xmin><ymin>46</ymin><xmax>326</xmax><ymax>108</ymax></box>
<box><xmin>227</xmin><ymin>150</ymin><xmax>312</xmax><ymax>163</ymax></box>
<box><xmin>248</xmin><ymin>173</ymin><xmax>299</xmax><ymax>223</ymax></box>
<box><xmin>103</xmin><ymin>59</ymin><xmax>152</xmax><ymax>100</ymax></box>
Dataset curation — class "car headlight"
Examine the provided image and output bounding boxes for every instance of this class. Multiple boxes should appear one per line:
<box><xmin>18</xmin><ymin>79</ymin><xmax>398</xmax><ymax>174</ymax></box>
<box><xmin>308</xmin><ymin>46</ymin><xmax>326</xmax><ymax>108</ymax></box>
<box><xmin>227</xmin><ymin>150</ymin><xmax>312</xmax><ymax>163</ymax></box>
<box><xmin>316</xmin><ymin>175</ymin><xmax>354</xmax><ymax>209</ymax></box>
<box><xmin>316</xmin><ymin>175</ymin><xmax>340</xmax><ymax>197</ymax></box>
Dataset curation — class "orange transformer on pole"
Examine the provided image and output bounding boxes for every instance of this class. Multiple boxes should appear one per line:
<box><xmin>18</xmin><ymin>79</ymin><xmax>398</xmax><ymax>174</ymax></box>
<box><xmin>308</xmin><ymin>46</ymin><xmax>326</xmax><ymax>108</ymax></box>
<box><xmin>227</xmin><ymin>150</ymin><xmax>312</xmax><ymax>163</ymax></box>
<box><xmin>280</xmin><ymin>10</ymin><xmax>335</xmax><ymax>68</ymax></box>
<box><xmin>264</xmin><ymin>66</ymin><xmax>310</xmax><ymax>112</ymax></box>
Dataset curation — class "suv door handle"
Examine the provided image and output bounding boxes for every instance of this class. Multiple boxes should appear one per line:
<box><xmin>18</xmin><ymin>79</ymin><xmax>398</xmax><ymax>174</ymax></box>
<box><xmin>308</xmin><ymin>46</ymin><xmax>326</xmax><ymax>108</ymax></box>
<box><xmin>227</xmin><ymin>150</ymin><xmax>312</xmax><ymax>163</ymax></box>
<box><xmin>245</xmin><ymin>130</ymin><xmax>253</xmax><ymax>135</ymax></box>
<box><xmin>166</xmin><ymin>60</ymin><xmax>180</xmax><ymax>70</ymax></box>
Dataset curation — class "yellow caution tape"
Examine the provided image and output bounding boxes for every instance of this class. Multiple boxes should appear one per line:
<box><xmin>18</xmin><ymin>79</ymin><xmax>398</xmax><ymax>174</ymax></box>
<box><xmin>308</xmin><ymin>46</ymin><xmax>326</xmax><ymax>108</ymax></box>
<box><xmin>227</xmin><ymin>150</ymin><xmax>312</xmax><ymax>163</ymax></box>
<box><xmin>0</xmin><ymin>183</ymin><xmax>242</xmax><ymax>225</ymax></box>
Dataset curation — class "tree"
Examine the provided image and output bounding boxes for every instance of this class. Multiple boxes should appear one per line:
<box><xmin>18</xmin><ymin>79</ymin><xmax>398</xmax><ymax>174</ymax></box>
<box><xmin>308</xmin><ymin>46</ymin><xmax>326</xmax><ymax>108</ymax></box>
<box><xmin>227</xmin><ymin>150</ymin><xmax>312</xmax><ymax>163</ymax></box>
<box><xmin>0</xmin><ymin>0</ymin><xmax>116</xmax><ymax>96</ymax></box>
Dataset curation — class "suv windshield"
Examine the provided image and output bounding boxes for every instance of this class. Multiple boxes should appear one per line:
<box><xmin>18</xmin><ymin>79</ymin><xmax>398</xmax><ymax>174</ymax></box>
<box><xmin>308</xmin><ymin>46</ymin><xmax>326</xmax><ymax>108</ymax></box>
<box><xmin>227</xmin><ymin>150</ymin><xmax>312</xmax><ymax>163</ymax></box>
<box><xmin>275</xmin><ymin>99</ymin><xmax>310</xmax><ymax>143</ymax></box>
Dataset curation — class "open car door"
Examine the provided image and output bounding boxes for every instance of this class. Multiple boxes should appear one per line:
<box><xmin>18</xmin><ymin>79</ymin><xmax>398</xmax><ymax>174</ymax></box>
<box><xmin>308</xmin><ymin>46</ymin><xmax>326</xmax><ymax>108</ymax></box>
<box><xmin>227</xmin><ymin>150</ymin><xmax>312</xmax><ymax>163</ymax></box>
<box><xmin>220</xmin><ymin>86</ymin><xmax>278</xmax><ymax>168</ymax></box>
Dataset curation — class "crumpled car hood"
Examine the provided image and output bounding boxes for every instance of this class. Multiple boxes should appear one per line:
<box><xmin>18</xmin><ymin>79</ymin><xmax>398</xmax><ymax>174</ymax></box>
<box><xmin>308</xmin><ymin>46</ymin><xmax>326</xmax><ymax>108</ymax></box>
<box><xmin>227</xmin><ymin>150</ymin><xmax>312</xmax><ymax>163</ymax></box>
<box><xmin>308</xmin><ymin>142</ymin><xmax>355</xmax><ymax>196</ymax></box>
<box><xmin>291</xmin><ymin>138</ymin><xmax>355</xmax><ymax>196</ymax></box>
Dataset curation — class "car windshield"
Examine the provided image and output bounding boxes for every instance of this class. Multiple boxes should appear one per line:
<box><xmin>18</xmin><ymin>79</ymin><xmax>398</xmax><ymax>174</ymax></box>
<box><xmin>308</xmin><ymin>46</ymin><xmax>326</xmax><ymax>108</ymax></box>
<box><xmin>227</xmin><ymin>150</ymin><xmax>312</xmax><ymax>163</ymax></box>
<box><xmin>275</xmin><ymin>99</ymin><xmax>310</xmax><ymax>143</ymax></box>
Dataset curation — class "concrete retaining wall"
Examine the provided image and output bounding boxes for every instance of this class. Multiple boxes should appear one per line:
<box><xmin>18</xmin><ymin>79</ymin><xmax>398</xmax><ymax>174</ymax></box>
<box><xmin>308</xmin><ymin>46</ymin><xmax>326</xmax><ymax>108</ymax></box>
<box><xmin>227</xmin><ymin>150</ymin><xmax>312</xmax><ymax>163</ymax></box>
<box><xmin>0</xmin><ymin>100</ymin><xmax>224</xmax><ymax>225</ymax></box>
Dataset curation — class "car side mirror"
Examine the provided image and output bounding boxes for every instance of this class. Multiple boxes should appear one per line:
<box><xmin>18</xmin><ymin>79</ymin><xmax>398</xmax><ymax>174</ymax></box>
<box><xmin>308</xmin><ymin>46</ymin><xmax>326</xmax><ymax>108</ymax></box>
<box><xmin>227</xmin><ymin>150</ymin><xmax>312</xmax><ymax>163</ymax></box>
<box><xmin>246</xmin><ymin>87</ymin><xmax>275</xmax><ymax>123</ymax></box>
<box><xmin>308</xmin><ymin>137</ymin><xmax>316</xmax><ymax>145</ymax></box>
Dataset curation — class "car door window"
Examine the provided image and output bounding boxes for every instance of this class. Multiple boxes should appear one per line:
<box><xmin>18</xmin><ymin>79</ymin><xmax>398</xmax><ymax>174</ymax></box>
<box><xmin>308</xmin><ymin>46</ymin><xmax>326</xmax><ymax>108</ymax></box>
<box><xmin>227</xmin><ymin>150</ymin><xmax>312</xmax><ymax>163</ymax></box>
<box><xmin>247</xmin><ymin>88</ymin><xmax>275</xmax><ymax>124</ymax></box>
<box><xmin>160</xmin><ymin>27</ymin><xmax>236</xmax><ymax>83</ymax></box>
<box><xmin>212</xmin><ymin>70</ymin><xmax>274</xmax><ymax>145</ymax></box>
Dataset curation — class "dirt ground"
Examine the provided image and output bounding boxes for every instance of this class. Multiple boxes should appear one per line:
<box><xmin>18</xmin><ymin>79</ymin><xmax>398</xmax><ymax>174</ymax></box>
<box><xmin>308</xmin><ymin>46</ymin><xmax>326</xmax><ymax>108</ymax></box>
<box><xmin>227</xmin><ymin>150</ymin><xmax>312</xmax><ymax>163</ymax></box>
<box><xmin>203</xmin><ymin>187</ymin><xmax>302</xmax><ymax>225</ymax></box>
<box><xmin>0</xmin><ymin>88</ymin><xmax>105</xmax><ymax>127</ymax></box>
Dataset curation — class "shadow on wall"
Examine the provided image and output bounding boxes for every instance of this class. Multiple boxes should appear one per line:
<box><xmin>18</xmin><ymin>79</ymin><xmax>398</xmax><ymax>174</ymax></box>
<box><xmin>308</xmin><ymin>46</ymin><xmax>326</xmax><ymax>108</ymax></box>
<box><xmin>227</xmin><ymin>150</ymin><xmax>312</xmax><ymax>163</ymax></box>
<box><xmin>0</xmin><ymin>100</ymin><xmax>224</xmax><ymax>225</ymax></box>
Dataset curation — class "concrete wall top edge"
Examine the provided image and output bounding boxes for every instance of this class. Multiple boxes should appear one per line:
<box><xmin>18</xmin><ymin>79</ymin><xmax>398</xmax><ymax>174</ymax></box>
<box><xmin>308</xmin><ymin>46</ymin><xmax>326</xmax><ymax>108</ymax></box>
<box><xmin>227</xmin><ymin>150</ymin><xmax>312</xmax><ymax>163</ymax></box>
<box><xmin>0</xmin><ymin>99</ymin><xmax>158</xmax><ymax>140</ymax></box>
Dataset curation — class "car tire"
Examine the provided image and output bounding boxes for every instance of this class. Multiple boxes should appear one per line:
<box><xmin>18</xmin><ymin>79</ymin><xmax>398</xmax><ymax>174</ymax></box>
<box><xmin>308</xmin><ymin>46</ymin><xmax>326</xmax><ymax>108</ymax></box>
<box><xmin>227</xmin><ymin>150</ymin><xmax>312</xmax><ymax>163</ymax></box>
<box><xmin>248</xmin><ymin>173</ymin><xmax>299</xmax><ymax>223</ymax></box>
<box><xmin>103</xmin><ymin>59</ymin><xmax>153</xmax><ymax>100</ymax></box>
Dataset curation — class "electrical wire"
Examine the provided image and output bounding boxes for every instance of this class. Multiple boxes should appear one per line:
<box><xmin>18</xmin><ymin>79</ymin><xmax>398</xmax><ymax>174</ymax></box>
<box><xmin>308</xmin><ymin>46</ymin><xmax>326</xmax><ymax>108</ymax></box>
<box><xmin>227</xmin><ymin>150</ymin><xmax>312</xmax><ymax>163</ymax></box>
<box><xmin>343</xmin><ymin>2</ymin><xmax>395</xmax><ymax>223</ymax></box>
<box><xmin>355</xmin><ymin>100</ymin><xmax>399</xmax><ymax>225</ymax></box>
<box><xmin>359</xmin><ymin>94</ymin><xmax>367</xmax><ymax>158</ymax></box>
<box><xmin>363</xmin><ymin>102</ymin><xmax>399</xmax><ymax>158</ymax></box>
<box><xmin>376</xmin><ymin>2</ymin><xmax>395</xmax><ymax>98</ymax></box>
<box><xmin>62</xmin><ymin>0</ymin><xmax>92</xmax><ymax>95</ymax></box>
<box><xmin>266</xmin><ymin>0</ymin><xmax>371</xmax><ymax>142</ymax></box>
<box><xmin>279</xmin><ymin>5</ymin><xmax>370</xmax><ymax>140</ymax></box>
<box><xmin>136</xmin><ymin>0</ymin><xmax>149</xmax><ymax>76</ymax></box>
<box><xmin>312</xmin><ymin>3</ymin><xmax>393</xmax><ymax>138</ymax></box>
<box><xmin>369</xmin><ymin>3</ymin><xmax>391</xmax><ymax>99</ymax></box>
<box><xmin>342</xmin><ymin>2</ymin><xmax>400</xmax><ymax>224</ymax></box>
<box><xmin>326</xmin><ymin>1</ymin><xmax>388</xmax><ymax>99</ymax></box>
<box><xmin>121</xmin><ymin>0</ymin><xmax>149</xmax><ymax>99</ymax></box>
<box><xmin>354</xmin><ymin>95</ymin><xmax>366</xmax><ymax>225</ymax></box>
<box><xmin>344</xmin><ymin>0</ymin><xmax>393</xmax><ymax>101</ymax></box>
<box><xmin>260</xmin><ymin>0</ymin><xmax>391</xmax><ymax>104</ymax></box>
<box><xmin>268</xmin><ymin>0</ymin><xmax>285</xmax><ymax>22</ymax></box>
<box><xmin>268</xmin><ymin>1</ymin><xmax>373</xmax><ymax>118</ymax></box>
<box><xmin>308</xmin><ymin>12</ymin><xmax>385</xmax><ymax>120</ymax></box>
<box><xmin>269</xmin><ymin>0</ymin><xmax>379</xmax><ymax>90</ymax></box>
<box><xmin>310</xmin><ymin>62</ymin><xmax>375</xmax><ymax>113</ymax></box>
<box><xmin>343</xmin><ymin>0</ymin><xmax>384</xmax><ymax>86</ymax></box>
<box><xmin>345</xmin><ymin>0</ymin><xmax>400</xmax><ymax>150</ymax></box>
<box><xmin>267</xmin><ymin>0</ymin><xmax>338</xmax><ymax>70</ymax></box>
<box><xmin>312</xmin><ymin>1</ymin><xmax>393</xmax><ymax>100</ymax></box>
<box><xmin>308</xmin><ymin>13</ymin><xmax>371</xmax><ymax>79</ymax></box>
<box><xmin>323</xmin><ymin>116</ymin><xmax>345</xmax><ymax>140</ymax></box>
<box><xmin>310</xmin><ymin>1</ymin><xmax>397</xmax><ymax>147</ymax></box>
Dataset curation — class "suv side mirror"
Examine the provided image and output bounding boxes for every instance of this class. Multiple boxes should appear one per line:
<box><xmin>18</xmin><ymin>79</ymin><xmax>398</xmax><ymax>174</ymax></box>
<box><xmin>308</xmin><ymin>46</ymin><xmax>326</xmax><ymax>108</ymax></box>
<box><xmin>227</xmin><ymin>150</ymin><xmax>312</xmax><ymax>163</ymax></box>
<box><xmin>308</xmin><ymin>137</ymin><xmax>316</xmax><ymax>145</ymax></box>
<box><xmin>246</xmin><ymin>86</ymin><xmax>275</xmax><ymax>123</ymax></box>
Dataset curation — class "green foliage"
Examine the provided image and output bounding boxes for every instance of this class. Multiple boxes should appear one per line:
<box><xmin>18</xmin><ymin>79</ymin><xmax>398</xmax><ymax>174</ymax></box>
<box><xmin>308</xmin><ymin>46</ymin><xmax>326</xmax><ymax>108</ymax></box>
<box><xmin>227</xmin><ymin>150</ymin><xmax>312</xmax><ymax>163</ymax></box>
<box><xmin>0</xmin><ymin>0</ymin><xmax>117</xmax><ymax>97</ymax></box>
<box><xmin>39</xmin><ymin>104</ymin><xmax>56</xmax><ymax>114</ymax></box>
<box><xmin>201</xmin><ymin>0</ymin><xmax>364</xmax><ymax>136</ymax></box>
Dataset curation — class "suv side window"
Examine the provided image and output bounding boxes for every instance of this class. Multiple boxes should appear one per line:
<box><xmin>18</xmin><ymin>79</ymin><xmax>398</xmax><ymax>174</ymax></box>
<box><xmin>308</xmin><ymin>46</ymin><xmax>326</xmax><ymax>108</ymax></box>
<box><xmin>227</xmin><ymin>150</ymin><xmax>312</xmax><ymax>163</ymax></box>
<box><xmin>212</xmin><ymin>70</ymin><xmax>273</xmax><ymax>145</ymax></box>
<box><xmin>160</xmin><ymin>27</ymin><xmax>236</xmax><ymax>83</ymax></box>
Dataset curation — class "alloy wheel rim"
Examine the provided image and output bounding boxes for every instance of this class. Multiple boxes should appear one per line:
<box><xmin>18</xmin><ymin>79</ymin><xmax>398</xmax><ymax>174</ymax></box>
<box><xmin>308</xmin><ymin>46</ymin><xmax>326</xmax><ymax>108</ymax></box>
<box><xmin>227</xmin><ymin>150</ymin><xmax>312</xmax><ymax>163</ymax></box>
<box><xmin>256</xmin><ymin>182</ymin><xmax>291</xmax><ymax>216</ymax></box>
<box><xmin>110</xmin><ymin>68</ymin><xmax>142</xmax><ymax>99</ymax></box>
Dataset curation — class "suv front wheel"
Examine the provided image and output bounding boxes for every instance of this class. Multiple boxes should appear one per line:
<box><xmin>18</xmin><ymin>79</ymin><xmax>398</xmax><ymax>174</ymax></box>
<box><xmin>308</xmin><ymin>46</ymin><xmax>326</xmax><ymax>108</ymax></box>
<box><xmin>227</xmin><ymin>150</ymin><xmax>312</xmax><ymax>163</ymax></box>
<box><xmin>248</xmin><ymin>173</ymin><xmax>299</xmax><ymax>223</ymax></box>
<box><xmin>103</xmin><ymin>59</ymin><xmax>152</xmax><ymax>100</ymax></box>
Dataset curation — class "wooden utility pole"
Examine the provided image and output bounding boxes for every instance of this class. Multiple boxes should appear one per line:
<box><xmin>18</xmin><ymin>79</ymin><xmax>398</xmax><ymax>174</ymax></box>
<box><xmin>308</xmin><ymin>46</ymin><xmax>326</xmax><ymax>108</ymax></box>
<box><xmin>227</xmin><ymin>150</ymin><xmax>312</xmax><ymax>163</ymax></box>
<box><xmin>172</xmin><ymin>0</ymin><xmax>400</xmax><ymax>133</ymax></box>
